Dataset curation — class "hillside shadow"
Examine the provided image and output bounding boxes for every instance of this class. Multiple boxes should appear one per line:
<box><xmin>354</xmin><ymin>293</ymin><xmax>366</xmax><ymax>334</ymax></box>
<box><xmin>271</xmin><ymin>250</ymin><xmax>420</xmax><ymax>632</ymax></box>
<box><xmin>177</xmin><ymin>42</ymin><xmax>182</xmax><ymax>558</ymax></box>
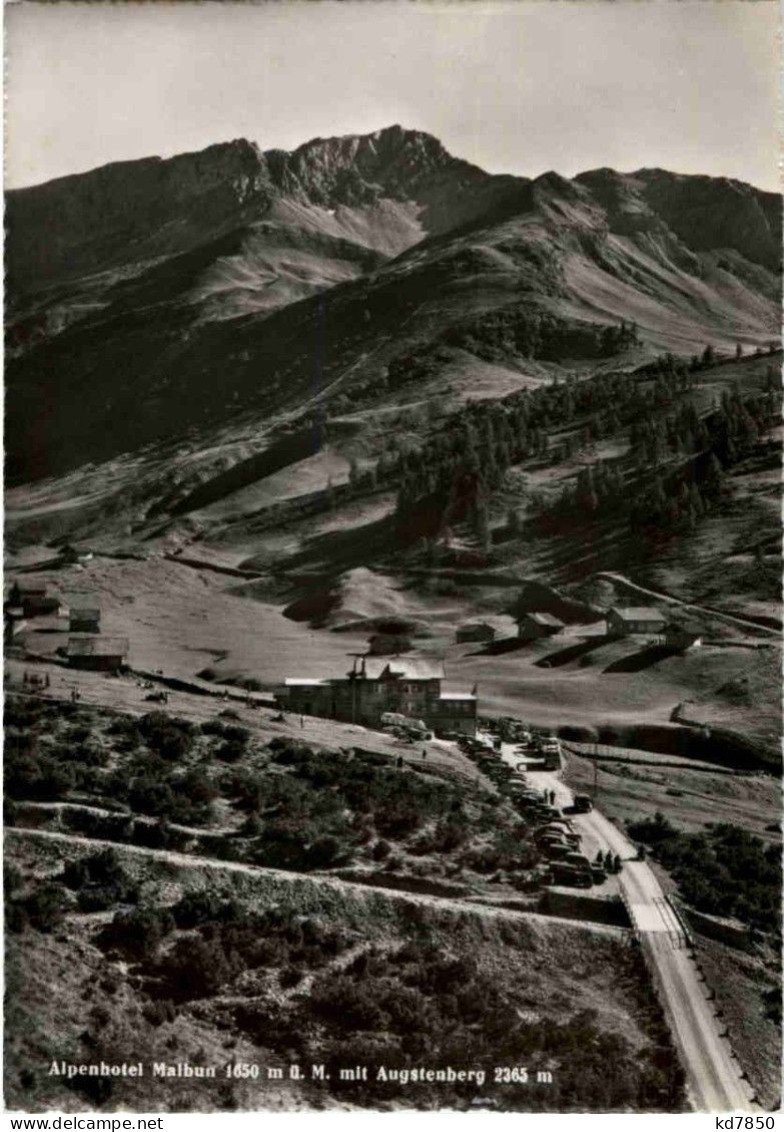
<box><xmin>169</xmin><ymin>427</ymin><xmax>324</xmax><ymax>517</ymax></box>
<box><xmin>603</xmin><ymin>645</ymin><xmax>675</xmax><ymax>673</ymax></box>
<box><xmin>277</xmin><ymin>512</ymin><xmax>400</xmax><ymax>576</ymax></box>
<box><xmin>534</xmin><ymin>637</ymin><xmax>608</xmax><ymax>669</ymax></box>
<box><xmin>471</xmin><ymin>635</ymin><xmax>530</xmax><ymax>657</ymax></box>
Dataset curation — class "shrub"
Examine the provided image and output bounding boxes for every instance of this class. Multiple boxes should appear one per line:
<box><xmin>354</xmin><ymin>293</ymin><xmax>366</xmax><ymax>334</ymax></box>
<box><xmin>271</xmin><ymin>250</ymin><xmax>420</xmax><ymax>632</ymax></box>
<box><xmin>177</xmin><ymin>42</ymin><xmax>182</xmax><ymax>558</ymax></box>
<box><xmin>307</xmin><ymin>835</ymin><xmax>343</xmax><ymax>868</ymax></box>
<box><xmin>267</xmin><ymin>737</ymin><xmax>312</xmax><ymax>766</ymax></box>
<box><xmin>222</xmin><ymin>768</ymin><xmax>265</xmax><ymax>812</ymax></box>
<box><xmin>158</xmin><ymin>935</ymin><xmax>243</xmax><ymax>1000</ymax></box>
<box><xmin>280</xmin><ymin>965</ymin><xmax>303</xmax><ymax>989</ymax></box>
<box><xmin>100</xmin><ymin>905</ymin><xmax>175</xmax><ymax>960</ymax></box>
<box><xmin>142</xmin><ymin>999</ymin><xmax>177</xmax><ymax>1027</ymax></box>
<box><xmin>67</xmin><ymin>1074</ymin><xmax>114</xmax><ymax>1105</ymax></box>
<box><xmin>217</xmin><ymin>740</ymin><xmax>247</xmax><ymax>763</ymax></box>
<box><xmin>200</xmin><ymin>720</ymin><xmax>227</xmax><ymax>738</ymax></box>
<box><xmin>4</xmin><ymin>863</ymin><xmax>23</xmax><ymax>897</ymax></box>
<box><xmin>223</xmin><ymin>725</ymin><xmax>250</xmax><ymax>745</ymax></box>
<box><xmin>136</xmin><ymin>712</ymin><xmax>194</xmax><ymax>761</ymax></box>
<box><xmin>23</xmin><ymin>884</ymin><xmax>66</xmax><ymax>933</ymax></box>
<box><xmin>106</xmin><ymin>715</ymin><xmax>141</xmax><ymax>742</ymax></box>
<box><xmin>172</xmin><ymin>891</ymin><xmax>242</xmax><ymax>929</ymax></box>
<box><xmin>63</xmin><ymin>849</ymin><xmax>139</xmax><ymax>909</ymax></box>
<box><xmin>628</xmin><ymin>815</ymin><xmax>781</xmax><ymax>932</ymax></box>
<box><xmin>127</xmin><ymin>776</ymin><xmax>176</xmax><ymax>819</ymax></box>
<box><xmin>311</xmin><ymin>975</ymin><xmax>390</xmax><ymax>1031</ymax></box>
<box><xmin>6</xmin><ymin>901</ymin><xmax>29</xmax><ymax>933</ymax></box>
<box><xmin>64</xmin><ymin>848</ymin><xmax>126</xmax><ymax>889</ymax></box>
<box><xmin>71</xmin><ymin>742</ymin><xmax>110</xmax><ymax>768</ymax></box>
<box><xmin>5</xmin><ymin>749</ymin><xmax>75</xmax><ymax>801</ymax></box>
<box><xmin>132</xmin><ymin>818</ymin><xmax>172</xmax><ymax>849</ymax></box>
<box><xmin>65</xmin><ymin>724</ymin><xmax>93</xmax><ymax>744</ymax></box>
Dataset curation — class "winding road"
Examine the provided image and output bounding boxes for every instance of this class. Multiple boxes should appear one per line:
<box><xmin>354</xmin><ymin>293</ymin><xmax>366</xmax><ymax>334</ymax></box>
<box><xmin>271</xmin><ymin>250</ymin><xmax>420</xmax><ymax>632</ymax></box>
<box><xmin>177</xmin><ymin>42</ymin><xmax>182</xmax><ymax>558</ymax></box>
<box><xmin>521</xmin><ymin>755</ymin><xmax>757</xmax><ymax>1112</ymax></box>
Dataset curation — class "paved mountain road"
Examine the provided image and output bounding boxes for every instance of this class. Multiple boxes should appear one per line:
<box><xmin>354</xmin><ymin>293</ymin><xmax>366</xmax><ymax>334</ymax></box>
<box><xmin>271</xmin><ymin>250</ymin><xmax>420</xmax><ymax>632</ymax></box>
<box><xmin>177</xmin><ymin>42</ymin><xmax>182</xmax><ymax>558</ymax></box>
<box><xmin>522</xmin><ymin>756</ymin><xmax>756</xmax><ymax>1112</ymax></box>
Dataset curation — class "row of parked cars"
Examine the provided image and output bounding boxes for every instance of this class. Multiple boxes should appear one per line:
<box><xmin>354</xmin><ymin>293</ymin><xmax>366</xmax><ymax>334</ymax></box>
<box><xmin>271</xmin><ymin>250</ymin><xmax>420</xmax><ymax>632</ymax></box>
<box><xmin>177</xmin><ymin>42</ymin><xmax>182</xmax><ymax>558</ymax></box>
<box><xmin>457</xmin><ymin>728</ymin><xmax>604</xmax><ymax>889</ymax></box>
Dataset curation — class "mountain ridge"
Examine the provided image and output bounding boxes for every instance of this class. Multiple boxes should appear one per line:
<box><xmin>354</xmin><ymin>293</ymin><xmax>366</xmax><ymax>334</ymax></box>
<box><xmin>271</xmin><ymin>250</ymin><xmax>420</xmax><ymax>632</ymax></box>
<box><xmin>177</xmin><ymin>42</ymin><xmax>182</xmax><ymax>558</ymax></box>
<box><xmin>5</xmin><ymin>125</ymin><xmax>781</xmax><ymax>485</ymax></box>
<box><xmin>6</xmin><ymin>126</ymin><xmax>522</xmax><ymax>293</ymax></box>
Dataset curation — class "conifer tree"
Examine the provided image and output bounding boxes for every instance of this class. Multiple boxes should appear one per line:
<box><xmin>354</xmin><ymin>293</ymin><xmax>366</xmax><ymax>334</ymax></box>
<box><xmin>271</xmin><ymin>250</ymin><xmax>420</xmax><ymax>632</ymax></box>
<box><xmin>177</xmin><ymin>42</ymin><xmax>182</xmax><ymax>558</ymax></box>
<box><xmin>507</xmin><ymin>507</ymin><xmax>522</xmax><ymax>536</ymax></box>
<box><xmin>701</xmin><ymin>452</ymin><xmax>724</xmax><ymax>499</ymax></box>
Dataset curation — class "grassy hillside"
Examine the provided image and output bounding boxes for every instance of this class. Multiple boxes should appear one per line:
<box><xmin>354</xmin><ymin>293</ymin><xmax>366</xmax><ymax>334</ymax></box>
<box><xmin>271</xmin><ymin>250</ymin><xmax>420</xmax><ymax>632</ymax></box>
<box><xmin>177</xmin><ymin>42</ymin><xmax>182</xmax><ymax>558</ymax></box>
<box><xmin>5</xmin><ymin>831</ymin><xmax>684</xmax><ymax>1113</ymax></box>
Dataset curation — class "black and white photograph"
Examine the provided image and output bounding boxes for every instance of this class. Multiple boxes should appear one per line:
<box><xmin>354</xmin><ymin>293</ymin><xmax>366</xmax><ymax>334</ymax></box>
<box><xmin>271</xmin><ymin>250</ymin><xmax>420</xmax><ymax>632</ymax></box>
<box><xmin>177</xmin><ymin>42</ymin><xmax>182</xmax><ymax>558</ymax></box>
<box><xmin>3</xmin><ymin>0</ymin><xmax>781</xmax><ymax>1117</ymax></box>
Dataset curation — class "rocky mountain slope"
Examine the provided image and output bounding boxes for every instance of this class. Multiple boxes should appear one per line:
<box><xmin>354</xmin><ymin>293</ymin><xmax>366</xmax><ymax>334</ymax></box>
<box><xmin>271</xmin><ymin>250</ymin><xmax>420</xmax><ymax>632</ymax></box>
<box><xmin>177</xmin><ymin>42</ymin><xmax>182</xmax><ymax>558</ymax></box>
<box><xmin>6</xmin><ymin>126</ymin><xmax>781</xmax><ymax>484</ymax></box>
<box><xmin>6</xmin><ymin>126</ymin><xmax>523</xmax><ymax>328</ymax></box>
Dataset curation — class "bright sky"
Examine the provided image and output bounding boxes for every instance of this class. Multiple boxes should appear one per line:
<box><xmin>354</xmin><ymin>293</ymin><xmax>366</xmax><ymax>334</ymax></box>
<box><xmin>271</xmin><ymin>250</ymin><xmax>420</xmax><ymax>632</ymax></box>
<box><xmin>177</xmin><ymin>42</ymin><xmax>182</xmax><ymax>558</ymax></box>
<box><xmin>5</xmin><ymin>0</ymin><xmax>780</xmax><ymax>192</ymax></box>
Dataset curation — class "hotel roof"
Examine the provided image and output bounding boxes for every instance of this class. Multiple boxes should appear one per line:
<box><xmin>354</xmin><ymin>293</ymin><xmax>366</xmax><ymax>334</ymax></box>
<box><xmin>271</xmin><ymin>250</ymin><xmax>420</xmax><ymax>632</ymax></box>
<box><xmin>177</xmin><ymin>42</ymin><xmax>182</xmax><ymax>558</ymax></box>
<box><xmin>360</xmin><ymin>656</ymin><xmax>445</xmax><ymax>681</ymax></box>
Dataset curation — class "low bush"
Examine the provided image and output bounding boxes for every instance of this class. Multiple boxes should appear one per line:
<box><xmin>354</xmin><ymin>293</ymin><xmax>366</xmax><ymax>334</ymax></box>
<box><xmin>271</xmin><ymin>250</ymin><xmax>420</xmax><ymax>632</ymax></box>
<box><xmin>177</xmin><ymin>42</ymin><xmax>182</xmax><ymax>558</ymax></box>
<box><xmin>200</xmin><ymin>720</ymin><xmax>227</xmax><ymax>738</ymax></box>
<box><xmin>5</xmin><ymin>742</ymin><xmax>76</xmax><ymax>801</ymax></box>
<box><xmin>106</xmin><ymin>715</ymin><xmax>140</xmax><ymax>743</ymax></box>
<box><xmin>217</xmin><ymin>739</ymin><xmax>247</xmax><ymax>763</ymax></box>
<box><xmin>223</xmin><ymin>725</ymin><xmax>251</xmax><ymax>745</ymax></box>
<box><xmin>172</xmin><ymin>891</ymin><xmax>244</xmax><ymax>929</ymax></box>
<box><xmin>5</xmin><ymin>863</ymin><xmax>24</xmax><ymax>896</ymax></box>
<box><xmin>158</xmin><ymin>934</ymin><xmax>244</xmax><ymax>1001</ymax></box>
<box><xmin>131</xmin><ymin>818</ymin><xmax>172</xmax><ymax>849</ymax></box>
<box><xmin>14</xmin><ymin>883</ymin><xmax>67</xmax><ymax>933</ymax></box>
<box><xmin>628</xmin><ymin>813</ymin><xmax>781</xmax><ymax>933</ymax></box>
<box><xmin>100</xmin><ymin>905</ymin><xmax>176</xmax><ymax>960</ymax></box>
<box><xmin>142</xmin><ymin>999</ymin><xmax>177</xmax><ymax>1027</ymax></box>
<box><xmin>63</xmin><ymin>848</ymin><xmax>139</xmax><ymax>910</ymax></box>
<box><xmin>136</xmin><ymin>712</ymin><xmax>195</xmax><ymax>761</ymax></box>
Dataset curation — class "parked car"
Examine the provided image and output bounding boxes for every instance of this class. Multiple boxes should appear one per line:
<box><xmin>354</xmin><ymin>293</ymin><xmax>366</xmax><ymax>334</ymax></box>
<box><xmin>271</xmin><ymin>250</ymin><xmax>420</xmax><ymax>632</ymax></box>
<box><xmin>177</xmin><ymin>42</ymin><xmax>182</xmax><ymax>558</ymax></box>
<box><xmin>540</xmin><ymin>832</ymin><xmax>567</xmax><ymax>845</ymax></box>
<box><xmin>573</xmin><ymin>794</ymin><xmax>593</xmax><ymax>813</ymax></box>
<box><xmin>551</xmin><ymin>864</ymin><xmax>593</xmax><ymax>888</ymax></box>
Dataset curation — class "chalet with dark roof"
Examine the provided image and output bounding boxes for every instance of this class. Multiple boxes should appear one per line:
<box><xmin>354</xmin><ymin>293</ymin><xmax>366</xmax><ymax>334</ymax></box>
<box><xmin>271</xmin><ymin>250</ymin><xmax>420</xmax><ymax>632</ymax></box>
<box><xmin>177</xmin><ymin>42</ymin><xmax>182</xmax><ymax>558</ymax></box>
<box><xmin>65</xmin><ymin>593</ymin><xmax>101</xmax><ymax>634</ymax></box>
<box><xmin>67</xmin><ymin>635</ymin><xmax>128</xmax><ymax>673</ymax></box>
<box><xmin>606</xmin><ymin>606</ymin><xmax>667</xmax><ymax>637</ymax></box>
<box><xmin>517</xmin><ymin>612</ymin><xmax>565</xmax><ymax>641</ymax></box>
<box><xmin>8</xmin><ymin>578</ymin><xmax>63</xmax><ymax>618</ymax></box>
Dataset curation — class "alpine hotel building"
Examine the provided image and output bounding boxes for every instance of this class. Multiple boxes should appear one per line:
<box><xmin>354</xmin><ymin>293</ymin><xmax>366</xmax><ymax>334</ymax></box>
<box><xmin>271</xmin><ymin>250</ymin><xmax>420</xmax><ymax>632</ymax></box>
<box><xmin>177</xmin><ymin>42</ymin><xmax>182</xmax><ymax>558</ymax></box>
<box><xmin>281</xmin><ymin>655</ymin><xmax>477</xmax><ymax>736</ymax></box>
